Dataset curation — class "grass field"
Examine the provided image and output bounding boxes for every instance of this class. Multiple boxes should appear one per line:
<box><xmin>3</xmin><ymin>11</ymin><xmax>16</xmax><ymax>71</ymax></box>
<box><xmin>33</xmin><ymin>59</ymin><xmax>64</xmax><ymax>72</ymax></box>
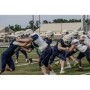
<box><xmin>0</xmin><ymin>48</ymin><xmax>90</xmax><ymax>75</ymax></box>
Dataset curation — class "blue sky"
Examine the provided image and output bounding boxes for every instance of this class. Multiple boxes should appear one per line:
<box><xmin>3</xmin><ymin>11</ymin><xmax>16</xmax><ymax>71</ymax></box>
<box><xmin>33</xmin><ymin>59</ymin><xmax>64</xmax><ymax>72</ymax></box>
<box><xmin>0</xmin><ymin>15</ymin><xmax>81</xmax><ymax>27</ymax></box>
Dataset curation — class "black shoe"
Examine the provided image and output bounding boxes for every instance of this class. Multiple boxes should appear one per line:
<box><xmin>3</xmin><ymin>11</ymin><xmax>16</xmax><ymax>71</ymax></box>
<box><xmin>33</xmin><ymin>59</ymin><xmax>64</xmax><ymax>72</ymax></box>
<box><xmin>29</xmin><ymin>58</ymin><xmax>33</xmax><ymax>63</ymax></box>
<box><xmin>0</xmin><ymin>70</ymin><xmax>4</xmax><ymax>74</ymax></box>
<box><xmin>76</xmin><ymin>67</ymin><xmax>83</xmax><ymax>71</ymax></box>
<box><xmin>88</xmin><ymin>61</ymin><xmax>90</xmax><ymax>64</ymax></box>
<box><xmin>0</xmin><ymin>71</ymin><xmax>2</xmax><ymax>74</ymax></box>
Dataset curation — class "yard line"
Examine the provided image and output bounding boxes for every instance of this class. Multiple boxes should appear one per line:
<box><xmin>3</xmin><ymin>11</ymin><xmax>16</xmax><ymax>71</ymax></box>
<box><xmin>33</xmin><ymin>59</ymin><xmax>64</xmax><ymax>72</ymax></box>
<box><xmin>18</xmin><ymin>53</ymin><xmax>37</xmax><ymax>55</ymax></box>
<box><xmin>16</xmin><ymin>62</ymin><xmax>37</xmax><ymax>67</ymax></box>
<box><xmin>15</xmin><ymin>58</ymin><xmax>59</xmax><ymax>67</ymax></box>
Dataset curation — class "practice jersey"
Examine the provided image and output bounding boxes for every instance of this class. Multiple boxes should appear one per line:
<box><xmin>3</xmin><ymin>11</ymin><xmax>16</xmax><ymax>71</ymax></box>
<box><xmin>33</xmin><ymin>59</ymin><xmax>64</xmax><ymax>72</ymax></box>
<box><xmin>53</xmin><ymin>39</ymin><xmax>67</xmax><ymax>52</ymax></box>
<box><xmin>3</xmin><ymin>39</ymin><xmax>19</xmax><ymax>56</ymax></box>
<box><xmin>71</xmin><ymin>39</ymin><xmax>87</xmax><ymax>52</ymax></box>
<box><xmin>31</xmin><ymin>33</ymin><xmax>48</xmax><ymax>52</ymax></box>
<box><xmin>81</xmin><ymin>35</ymin><xmax>90</xmax><ymax>46</ymax></box>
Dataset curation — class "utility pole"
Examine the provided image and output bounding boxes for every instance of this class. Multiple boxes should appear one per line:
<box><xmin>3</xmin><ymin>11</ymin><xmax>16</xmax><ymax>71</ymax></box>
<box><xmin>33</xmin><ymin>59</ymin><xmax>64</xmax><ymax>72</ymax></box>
<box><xmin>39</xmin><ymin>15</ymin><xmax>40</xmax><ymax>35</ymax></box>
<box><xmin>81</xmin><ymin>15</ymin><xmax>86</xmax><ymax>32</ymax></box>
<box><xmin>87</xmin><ymin>15</ymin><xmax>89</xmax><ymax>32</ymax></box>
<box><xmin>32</xmin><ymin>15</ymin><xmax>34</xmax><ymax>31</ymax></box>
<box><xmin>61</xmin><ymin>23</ymin><xmax>62</xmax><ymax>33</ymax></box>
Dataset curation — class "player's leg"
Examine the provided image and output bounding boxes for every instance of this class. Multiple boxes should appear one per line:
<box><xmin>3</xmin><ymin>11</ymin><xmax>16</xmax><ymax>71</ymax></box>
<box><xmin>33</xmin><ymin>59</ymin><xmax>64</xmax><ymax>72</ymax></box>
<box><xmin>66</xmin><ymin>51</ymin><xmax>78</xmax><ymax>68</ymax></box>
<box><xmin>48</xmin><ymin>49</ymin><xmax>58</xmax><ymax>75</ymax></box>
<box><xmin>76</xmin><ymin>52</ymin><xmax>85</xmax><ymax>70</ymax></box>
<box><xmin>54</xmin><ymin>61</ymin><xmax>60</xmax><ymax>66</ymax></box>
<box><xmin>0</xmin><ymin>53</ymin><xmax>7</xmax><ymax>73</ymax></box>
<box><xmin>20</xmin><ymin>49</ymin><xmax>29</xmax><ymax>62</ymax></box>
<box><xmin>39</xmin><ymin>47</ymin><xmax>52</xmax><ymax>75</ymax></box>
<box><xmin>60</xmin><ymin>60</ymin><xmax>65</xmax><ymax>74</ymax></box>
<box><xmin>48</xmin><ymin>49</ymin><xmax>57</xmax><ymax>65</ymax></box>
<box><xmin>64</xmin><ymin>58</ymin><xmax>72</xmax><ymax>69</ymax></box>
<box><xmin>69</xmin><ymin>56</ymin><xmax>78</xmax><ymax>66</ymax></box>
<box><xmin>15</xmin><ymin>49</ymin><xmax>19</xmax><ymax>63</ymax></box>
<box><xmin>7</xmin><ymin>57</ymin><xmax>15</xmax><ymax>71</ymax></box>
<box><xmin>84</xmin><ymin>48</ymin><xmax>90</xmax><ymax>64</ymax></box>
<box><xmin>39</xmin><ymin>52</ymin><xmax>49</xmax><ymax>75</ymax></box>
<box><xmin>0</xmin><ymin>55</ymin><xmax>1</xmax><ymax>73</ymax></box>
<box><xmin>58</xmin><ymin>52</ymin><xmax>67</xmax><ymax>74</ymax></box>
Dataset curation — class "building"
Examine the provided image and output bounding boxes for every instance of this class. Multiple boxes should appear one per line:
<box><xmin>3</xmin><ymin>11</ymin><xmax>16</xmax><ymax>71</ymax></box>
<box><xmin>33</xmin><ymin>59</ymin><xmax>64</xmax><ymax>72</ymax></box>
<box><xmin>0</xmin><ymin>26</ymin><xmax>15</xmax><ymax>43</ymax></box>
<box><xmin>0</xmin><ymin>26</ymin><xmax>14</xmax><ymax>33</ymax></box>
<box><xmin>36</xmin><ymin>22</ymin><xmax>81</xmax><ymax>38</ymax></box>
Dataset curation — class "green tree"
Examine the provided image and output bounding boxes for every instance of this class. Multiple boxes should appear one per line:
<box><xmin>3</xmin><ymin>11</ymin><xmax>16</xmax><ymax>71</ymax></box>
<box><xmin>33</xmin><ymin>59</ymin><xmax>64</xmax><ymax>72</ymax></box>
<box><xmin>9</xmin><ymin>25</ymin><xmax>14</xmax><ymax>30</ymax></box>
<box><xmin>43</xmin><ymin>20</ymin><xmax>48</xmax><ymax>24</ymax></box>
<box><xmin>9</xmin><ymin>24</ymin><xmax>21</xmax><ymax>32</ymax></box>
<box><xmin>27</xmin><ymin>20</ymin><xmax>39</xmax><ymax>31</ymax></box>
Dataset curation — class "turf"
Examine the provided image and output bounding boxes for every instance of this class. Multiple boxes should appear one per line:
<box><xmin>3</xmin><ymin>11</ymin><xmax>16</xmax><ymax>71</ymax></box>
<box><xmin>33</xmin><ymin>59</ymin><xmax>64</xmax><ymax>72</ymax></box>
<box><xmin>0</xmin><ymin>48</ymin><xmax>90</xmax><ymax>75</ymax></box>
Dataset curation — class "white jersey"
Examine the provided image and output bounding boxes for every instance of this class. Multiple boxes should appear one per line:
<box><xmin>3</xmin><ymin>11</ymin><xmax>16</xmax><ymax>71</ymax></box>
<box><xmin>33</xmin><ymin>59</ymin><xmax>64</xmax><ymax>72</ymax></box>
<box><xmin>83</xmin><ymin>35</ymin><xmax>90</xmax><ymax>46</ymax></box>
<box><xmin>71</xmin><ymin>39</ymin><xmax>87</xmax><ymax>52</ymax></box>
<box><xmin>31</xmin><ymin>33</ymin><xmax>48</xmax><ymax>52</ymax></box>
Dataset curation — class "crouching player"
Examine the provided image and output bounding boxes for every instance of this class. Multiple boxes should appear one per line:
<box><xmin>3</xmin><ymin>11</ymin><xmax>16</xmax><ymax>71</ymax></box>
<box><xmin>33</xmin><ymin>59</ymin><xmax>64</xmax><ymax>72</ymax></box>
<box><xmin>43</xmin><ymin>31</ymin><xmax>57</xmax><ymax>75</ymax></box>
<box><xmin>75</xmin><ymin>34</ymin><xmax>90</xmax><ymax>70</ymax></box>
<box><xmin>48</xmin><ymin>36</ymin><xmax>69</xmax><ymax>74</ymax></box>
<box><xmin>54</xmin><ymin>33</ymin><xmax>78</xmax><ymax>68</ymax></box>
<box><xmin>16</xmin><ymin>29</ymin><xmax>52</xmax><ymax>75</ymax></box>
<box><xmin>69</xmin><ymin>38</ymin><xmax>90</xmax><ymax>66</ymax></box>
<box><xmin>0</xmin><ymin>33</ymin><xmax>27</xmax><ymax>74</ymax></box>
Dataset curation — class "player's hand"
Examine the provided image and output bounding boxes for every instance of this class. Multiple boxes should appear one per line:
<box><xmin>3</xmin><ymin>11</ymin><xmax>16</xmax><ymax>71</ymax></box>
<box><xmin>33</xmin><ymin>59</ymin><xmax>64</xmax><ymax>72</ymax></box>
<box><xmin>65</xmin><ymin>47</ymin><xmax>69</xmax><ymax>52</ymax></box>
<box><xmin>16</xmin><ymin>37</ymin><xmax>20</xmax><ymax>41</ymax></box>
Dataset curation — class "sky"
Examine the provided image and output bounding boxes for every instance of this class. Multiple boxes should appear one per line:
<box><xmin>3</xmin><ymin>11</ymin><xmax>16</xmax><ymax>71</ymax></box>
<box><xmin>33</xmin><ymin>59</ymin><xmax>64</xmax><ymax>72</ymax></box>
<box><xmin>0</xmin><ymin>15</ymin><xmax>82</xmax><ymax>28</ymax></box>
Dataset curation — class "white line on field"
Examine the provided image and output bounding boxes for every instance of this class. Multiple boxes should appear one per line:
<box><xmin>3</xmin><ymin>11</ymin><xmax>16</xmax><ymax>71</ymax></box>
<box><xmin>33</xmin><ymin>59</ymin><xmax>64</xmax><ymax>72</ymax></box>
<box><xmin>16</xmin><ymin>62</ymin><xmax>37</xmax><ymax>67</ymax></box>
<box><xmin>16</xmin><ymin>62</ymin><xmax>57</xmax><ymax>75</ymax></box>
<box><xmin>19</xmin><ymin>53</ymin><xmax>37</xmax><ymax>55</ymax></box>
<box><xmin>15</xmin><ymin>58</ymin><xmax>59</xmax><ymax>67</ymax></box>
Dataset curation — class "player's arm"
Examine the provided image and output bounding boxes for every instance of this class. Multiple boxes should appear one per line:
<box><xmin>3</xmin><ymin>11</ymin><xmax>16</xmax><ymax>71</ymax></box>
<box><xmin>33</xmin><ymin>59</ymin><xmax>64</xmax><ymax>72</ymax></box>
<box><xmin>68</xmin><ymin>44</ymin><xmax>76</xmax><ymax>52</ymax></box>
<box><xmin>21</xmin><ymin>47</ymin><xmax>33</xmax><ymax>53</ymax></box>
<box><xmin>16</xmin><ymin>37</ymin><xmax>33</xmax><ymax>43</ymax></box>
<box><xmin>58</xmin><ymin>42</ymin><xmax>69</xmax><ymax>52</ymax></box>
<box><xmin>13</xmin><ymin>41</ymin><xmax>29</xmax><ymax>47</ymax></box>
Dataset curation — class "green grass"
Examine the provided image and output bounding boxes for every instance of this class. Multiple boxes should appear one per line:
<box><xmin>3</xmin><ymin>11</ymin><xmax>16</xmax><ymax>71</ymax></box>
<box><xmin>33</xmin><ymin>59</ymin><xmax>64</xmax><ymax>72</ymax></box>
<box><xmin>0</xmin><ymin>48</ymin><xmax>90</xmax><ymax>75</ymax></box>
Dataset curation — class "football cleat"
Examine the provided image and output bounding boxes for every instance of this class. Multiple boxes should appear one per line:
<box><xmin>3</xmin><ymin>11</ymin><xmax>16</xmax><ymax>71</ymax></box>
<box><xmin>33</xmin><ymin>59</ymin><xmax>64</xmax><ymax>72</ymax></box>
<box><xmin>64</xmin><ymin>65</ymin><xmax>72</xmax><ymax>69</ymax></box>
<box><xmin>29</xmin><ymin>58</ymin><xmax>33</xmax><ymax>63</ymax></box>
<box><xmin>60</xmin><ymin>70</ymin><xmax>65</xmax><ymax>74</ymax></box>
<box><xmin>55</xmin><ymin>61</ymin><xmax>60</xmax><ymax>66</ymax></box>
<box><xmin>50</xmin><ymin>70</ymin><xmax>56</xmax><ymax>75</ymax></box>
<box><xmin>15</xmin><ymin>60</ymin><xmax>18</xmax><ymax>64</ymax></box>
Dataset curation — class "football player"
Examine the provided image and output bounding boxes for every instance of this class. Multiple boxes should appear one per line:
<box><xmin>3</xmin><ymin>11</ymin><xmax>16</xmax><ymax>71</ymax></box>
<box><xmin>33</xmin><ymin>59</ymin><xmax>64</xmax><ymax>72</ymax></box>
<box><xmin>16</xmin><ymin>29</ymin><xmax>52</xmax><ymax>75</ymax></box>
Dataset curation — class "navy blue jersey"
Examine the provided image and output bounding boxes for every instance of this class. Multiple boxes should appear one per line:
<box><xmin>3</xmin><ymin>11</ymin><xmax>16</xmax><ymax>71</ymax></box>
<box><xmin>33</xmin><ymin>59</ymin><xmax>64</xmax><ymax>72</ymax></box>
<box><xmin>43</xmin><ymin>37</ymin><xmax>52</xmax><ymax>46</ymax></box>
<box><xmin>31</xmin><ymin>34</ymin><xmax>39</xmax><ymax>47</ymax></box>
<box><xmin>53</xmin><ymin>39</ymin><xmax>67</xmax><ymax>52</ymax></box>
<box><xmin>31</xmin><ymin>34</ymin><xmax>38</xmax><ymax>41</ymax></box>
<box><xmin>3</xmin><ymin>39</ymin><xmax>19</xmax><ymax>56</ymax></box>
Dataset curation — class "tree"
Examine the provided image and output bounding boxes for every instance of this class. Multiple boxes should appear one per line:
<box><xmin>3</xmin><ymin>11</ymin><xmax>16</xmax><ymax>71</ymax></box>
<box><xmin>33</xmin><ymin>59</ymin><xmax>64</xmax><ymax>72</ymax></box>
<box><xmin>53</xmin><ymin>19</ymin><xmax>81</xmax><ymax>23</ymax></box>
<box><xmin>9</xmin><ymin>25</ymin><xmax>14</xmax><ymax>30</ymax></box>
<box><xmin>35</xmin><ymin>21</ymin><xmax>40</xmax><ymax>28</ymax></box>
<box><xmin>43</xmin><ymin>20</ymin><xmax>49</xmax><ymax>24</ymax></box>
<box><xmin>53</xmin><ymin>19</ymin><xmax>68</xmax><ymax>23</ymax></box>
<box><xmin>14</xmin><ymin>24</ymin><xmax>21</xmax><ymax>31</ymax></box>
<box><xmin>9</xmin><ymin>24</ymin><xmax>21</xmax><ymax>32</ymax></box>
<box><xmin>26</xmin><ymin>20</ymin><xmax>39</xmax><ymax>31</ymax></box>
